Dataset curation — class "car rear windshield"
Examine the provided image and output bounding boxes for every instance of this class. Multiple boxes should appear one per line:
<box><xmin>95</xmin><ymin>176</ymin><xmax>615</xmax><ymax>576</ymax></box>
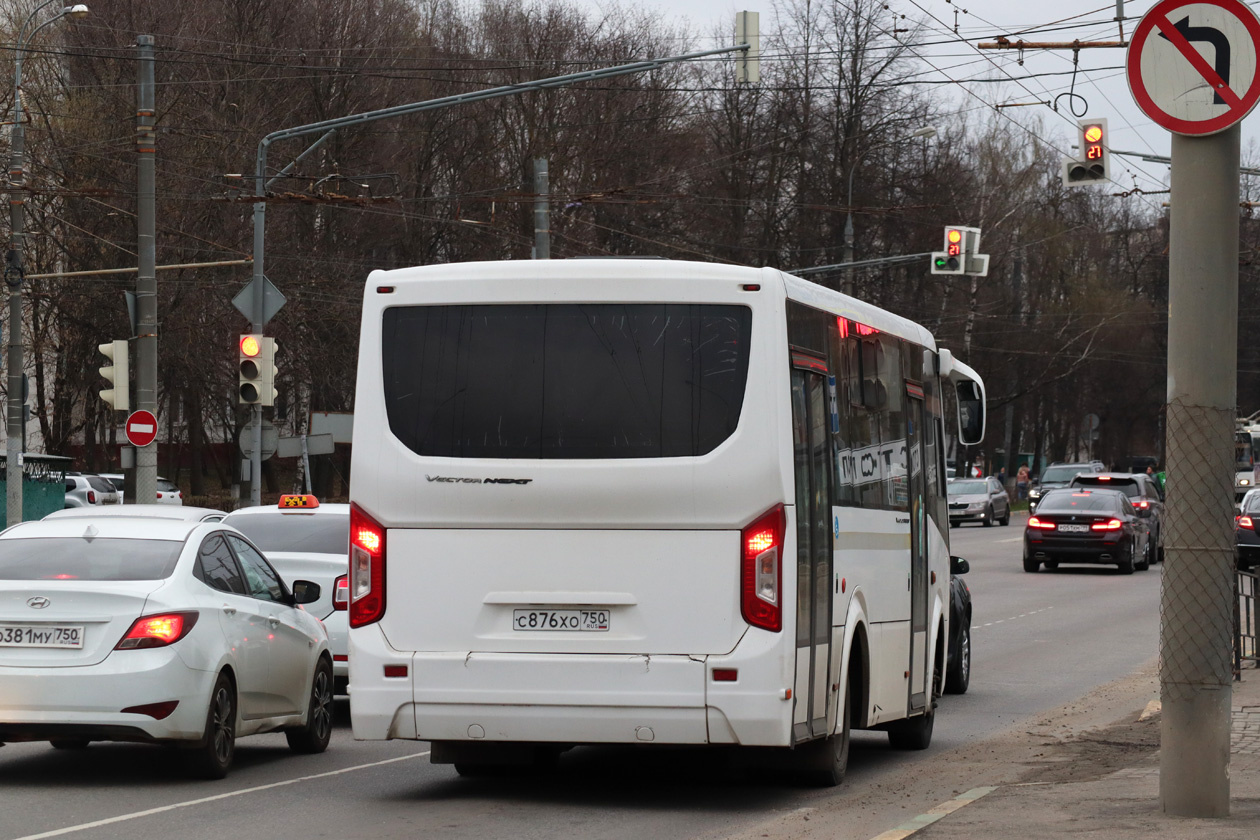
<box><xmin>949</xmin><ymin>481</ymin><xmax>987</xmax><ymax>495</ymax></box>
<box><xmin>0</xmin><ymin>538</ymin><xmax>183</xmax><ymax>580</ymax></box>
<box><xmin>86</xmin><ymin>476</ymin><xmax>116</xmax><ymax>494</ymax></box>
<box><xmin>1036</xmin><ymin>493</ymin><xmax>1121</xmax><ymax>513</ymax></box>
<box><xmin>1073</xmin><ymin>478</ymin><xmax>1140</xmax><ymax>497</ymax></box>
<box><xmin>225</xmin><ymin>513</ymin><xmax>349</xmax><ymax>555</ymax></box>
<box><xmin>157</xmin><ymin>479</ymin><xmax>179</xmax><ymax>492</ymax></box>
<box><xmin>382</xmin><ymin>303</ymin><xmax>753</xmax><ymax>459</ymax></box>
<box><xmin>1041</xmin><ymin>466</ymin><xmax>1089</xmax><ymax>483</ymax></box>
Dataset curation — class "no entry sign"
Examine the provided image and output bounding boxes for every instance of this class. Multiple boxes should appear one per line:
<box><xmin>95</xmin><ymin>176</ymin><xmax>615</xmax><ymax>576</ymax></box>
<box><xmin>1128</xmin><ymin>0</ymin><xmax>1260</xmax><ymax>135</ymax></box>
<box><xmin>125</xmin><ymin>410</ymin><xmax>158</xmax><ymax>448</ymax></box>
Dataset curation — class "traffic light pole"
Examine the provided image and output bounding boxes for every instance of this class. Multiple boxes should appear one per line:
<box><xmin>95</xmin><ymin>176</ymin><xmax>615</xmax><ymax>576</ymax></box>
<box><xmin>134</xmin><ymin>36</ymin><xmax>157</xmax><ymax>507</ymax></box>
<box><xmin>244</xmin><ymin>38</ymin><xmax>758</xmax><ymax>506</ymax></box>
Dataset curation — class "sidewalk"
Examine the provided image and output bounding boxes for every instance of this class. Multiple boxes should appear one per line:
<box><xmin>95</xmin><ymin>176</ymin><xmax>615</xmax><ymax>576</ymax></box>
<box><xmin>896</xmin><ymin>667</ymin><xmax>1260</xmax><ymax>839</ymax></box>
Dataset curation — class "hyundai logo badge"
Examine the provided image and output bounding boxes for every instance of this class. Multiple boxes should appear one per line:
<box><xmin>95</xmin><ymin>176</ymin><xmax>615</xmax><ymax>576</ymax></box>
<box><xmin>26</xmin><ymin>596</ymin><xmax>50</xmax><ymax>609</ymax></box>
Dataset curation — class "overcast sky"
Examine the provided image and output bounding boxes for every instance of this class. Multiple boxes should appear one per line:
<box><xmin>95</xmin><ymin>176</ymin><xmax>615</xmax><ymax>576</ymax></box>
<box><xmin>564</xmin><ymin>1</ymin><xmax>1260</xmax><ymax>200</ymax></box>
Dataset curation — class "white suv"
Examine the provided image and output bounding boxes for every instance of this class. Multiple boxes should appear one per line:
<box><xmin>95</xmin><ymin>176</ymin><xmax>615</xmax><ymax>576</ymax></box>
<box><xmin>63</xmin><ymin>474</ymin><xmax>121</xmax><ymax>508</ymax></box>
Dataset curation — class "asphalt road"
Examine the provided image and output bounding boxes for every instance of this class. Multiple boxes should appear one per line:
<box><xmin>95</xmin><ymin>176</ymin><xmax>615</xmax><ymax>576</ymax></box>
<box><xmin>0</xmin><ymin>514</ymin><xmax>1162</xmax><ymax>840</ymax></box>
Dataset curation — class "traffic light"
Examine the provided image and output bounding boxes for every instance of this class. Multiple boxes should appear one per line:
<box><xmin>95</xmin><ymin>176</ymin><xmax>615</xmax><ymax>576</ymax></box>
<box><xmin>1061</xmin><ymin>118</ymin><xmax>1109</xmax><ymax>186</ymax></box>
<box><xmin>99</xmin><ymin>340</ymin><xmax>129</xmax><ymax>412</ymax></box>
<box><xmin>238</xmin><ymin>334</ymin><xmax>278</xmax><ymax>406</ymax></box>
<box><xmin>931</xmin><ymin>226</ymin><xmax>968</xmax><ymax>275</ymax></box>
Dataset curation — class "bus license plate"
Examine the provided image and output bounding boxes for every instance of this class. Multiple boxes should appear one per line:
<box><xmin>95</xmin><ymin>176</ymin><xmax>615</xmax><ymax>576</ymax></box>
<box><xmin>1058</xmin><ymin>524</ymin><xmax>1090</xmax><ymax>533</ymax></box>
<box><xmin>0</xmin><ymin>624</ymin><xmax>84</xmax><ymax>648</ymax></box>
<box><xmin>513</xmin><ymin>609</ymin><xmax>609</xmax><ymax>632</ymax></box>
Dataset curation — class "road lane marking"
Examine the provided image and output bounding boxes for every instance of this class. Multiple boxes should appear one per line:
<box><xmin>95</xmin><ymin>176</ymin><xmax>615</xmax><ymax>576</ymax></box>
<box><xmin>996</xmin><ymin>537</ymin><xmax>1023</xmax><ymax>543</ymax></box>
<box><xmin>9</xmin><ymin>750</ymin><xmax>431</xmax><ymax>840</ymax></box>
<box><xmin>977</xmin><ymin>605</ymin><xmax>1054</xmax><ymax>629</ymax></box>
<box><xmin>866</xmin><ymin>787</ymin><xmax>997</xmax><ymax>839</ymax></box>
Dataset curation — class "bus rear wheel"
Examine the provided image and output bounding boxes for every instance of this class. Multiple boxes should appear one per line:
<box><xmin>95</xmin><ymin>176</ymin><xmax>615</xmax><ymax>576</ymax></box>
<box><xmin>800</xmin><ymin>690</ymin><xmax>850</xmax><ymax>787</ymax></box>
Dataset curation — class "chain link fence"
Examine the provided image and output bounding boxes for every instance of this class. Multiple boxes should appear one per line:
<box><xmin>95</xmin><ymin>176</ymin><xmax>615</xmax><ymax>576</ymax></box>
<box><xmin>1160</xmin><ymin>401</ymin><xmax>1238</xmax><ymax>702</ymax></box>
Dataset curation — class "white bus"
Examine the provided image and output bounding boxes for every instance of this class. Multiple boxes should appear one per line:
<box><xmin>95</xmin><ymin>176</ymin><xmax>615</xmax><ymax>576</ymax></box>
<box><xmin>347</xmin><ymin>259</ymin><xmax>986</xmax><ymax>785</ymax></box>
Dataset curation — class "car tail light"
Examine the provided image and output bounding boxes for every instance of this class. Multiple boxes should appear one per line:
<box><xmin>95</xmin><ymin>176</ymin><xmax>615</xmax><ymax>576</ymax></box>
<box><xmin>332</xmin><ymin>574</ymin><xmax>349</xmax><ymax>611</ymax></box>
<box><xmin>116</xmin><ymin>611</ymin><xmax>199</xmax><ymax>650</ymax></box>
<box><xmin>1136</xmin><ymin>500</ymin><xmax>1149</xmax><ymax>509</ymax></box>
<box><xmin>1091</xmin><ymin>519</ymin><xmax>1123</xmax><ymax>531</ymax></box>
<box><xmin>1097</xmin><ymin>476</ymin><xmax>1111</xmax><ymax>481</ymax></box>
<box><xmin>87</xmin><ymin>490</ymin><xmax>96</xmax><ymax>505</ymax></box>
<box><xmin>1027</xmin><ymin>517</ymin><xmax>1056</xmax><ymax>529</ymax></box>
<box><xmin>349</xmin><ymin>502</ymin><xmax>386</xmax><ymax>628</ymax></box>
<box><xmin>741</xmin><ymin>504</ymin><xmax>785</xmax><ymax>633</ymax></box>
<box><xmin>1240</xmin><ymin>516</ymin><xmax>1255</xmax><ymax>531</ymax></box>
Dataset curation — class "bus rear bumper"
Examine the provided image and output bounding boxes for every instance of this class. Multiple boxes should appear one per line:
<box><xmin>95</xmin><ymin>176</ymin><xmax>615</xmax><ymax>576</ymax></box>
<box><xmin>349</xmin><ymin>627</ymin><xmax>794</xmax><ymax>746</ymax></box>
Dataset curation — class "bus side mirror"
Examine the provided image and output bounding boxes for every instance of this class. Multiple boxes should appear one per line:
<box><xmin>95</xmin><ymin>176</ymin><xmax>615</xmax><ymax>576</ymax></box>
<box><xmin>955</xmin><ymin>380</ymin><xmax>985</xmax><ymax>445</ymax></box>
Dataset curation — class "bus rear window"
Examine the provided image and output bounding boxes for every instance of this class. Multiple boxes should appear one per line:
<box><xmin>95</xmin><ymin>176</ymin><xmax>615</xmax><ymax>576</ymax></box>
<box><xmin>382</xmin><ymin>303</ymin><xmax>752</xmax><ymax>459</ymax></box>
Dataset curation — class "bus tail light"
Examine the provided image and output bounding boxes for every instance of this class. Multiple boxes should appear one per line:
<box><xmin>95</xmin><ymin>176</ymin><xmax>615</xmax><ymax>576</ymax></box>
<box><xmin>349</xmin><ymin>502</ymin><xmax>386</xmax><ymax>628</ymax></box>
<box><xmin>741</xmin><ymin>504</ymin><xmax>785</xmax><ymax>633</ymax></box>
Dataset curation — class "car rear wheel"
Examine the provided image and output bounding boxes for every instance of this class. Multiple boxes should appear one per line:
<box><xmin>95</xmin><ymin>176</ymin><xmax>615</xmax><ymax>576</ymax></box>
<box><xmin>1117</xmin><ymin>546</ymin><xmax>1135</xmax><ymax>575</ymax></box>
<box><xmin>1135</xmin><ymin>540</ymin><xmax>1151</xmax><ymax>572</ymax></box>
<box><xmin>1023</xmin><ymin>555</ymin><xmax>1040</xmax><ymax>572</ymax></box>
<box><xmin>183</xmin><ymin>672</ymin><xmax>236</xmax><ymax>779</ymax></box>
<box><xmin>1044</xmin><ymin>560</ymin><xmax>1058</xmax><ymax>570</ymax></box>
<box><xmin>286</xmin><ymin>657</ymin><xmax>334</xmax><ymax>754</ymax></box>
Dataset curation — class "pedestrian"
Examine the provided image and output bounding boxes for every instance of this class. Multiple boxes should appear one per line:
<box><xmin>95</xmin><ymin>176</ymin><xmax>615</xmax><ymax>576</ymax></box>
<box><xmin>1016</xmin><ymin>464</ymin><xmax>1030</xmax><ymax>500</ymax></box>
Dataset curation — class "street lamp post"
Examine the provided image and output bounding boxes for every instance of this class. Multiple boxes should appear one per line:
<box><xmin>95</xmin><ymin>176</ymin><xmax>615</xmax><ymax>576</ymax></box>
<box><xmin>6</xmin><ymin>3</ymin><xmax>88</xmax><ymax>525</ymax></box>
<box><xmin>842</xmin><ymin>124</ymin><xmax>936</xmax><ymax>296</ymax></box>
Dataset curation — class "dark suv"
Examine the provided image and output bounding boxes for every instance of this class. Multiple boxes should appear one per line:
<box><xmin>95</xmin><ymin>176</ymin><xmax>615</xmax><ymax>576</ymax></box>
<box><xmin>1028</xmin><ymin>462</ymin><xmax>1104</xmax><ymax>514</ymax></box>
<box><xmin>1069</xmin><ymin>472</ymin><xmax>1166</xmax><ymax>563</ymax></box>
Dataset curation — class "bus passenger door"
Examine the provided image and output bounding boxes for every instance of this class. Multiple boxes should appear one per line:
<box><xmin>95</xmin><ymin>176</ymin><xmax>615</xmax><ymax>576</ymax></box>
<box><xmin>790</xmin><ymin>365</ymin><xmax>834</xmax><ymax>742</ymax></box>
<box><xmin>906</xmin><ymin>388</ymin><xmax>930</xmax><ymax>712</ymax></box>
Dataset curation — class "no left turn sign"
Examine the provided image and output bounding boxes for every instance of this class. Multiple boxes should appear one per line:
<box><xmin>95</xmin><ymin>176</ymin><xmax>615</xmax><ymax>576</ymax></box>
<box><xmin>1128</xmin><ymin>0</ymin><xmax>1260</xmax><ymax>135</ymax></box>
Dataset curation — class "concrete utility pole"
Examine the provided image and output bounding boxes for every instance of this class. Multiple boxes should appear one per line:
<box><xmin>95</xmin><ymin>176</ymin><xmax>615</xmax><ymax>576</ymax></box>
<box><xmin>1160</xmin><ymin>125</ymin><xmax>1239</xmax><ymax>818</ymax></box>
<box><xmin>133</xmin><ymin>35</ymin><xmax>158</xmax><ymax>506</ymax></box>
<box><xmin>533</xmin><ymin>158</ymin><xmax>550</xmax><ymax>259</ymax></box>
<box><xmin>5</xmin><ymin>1</ymin><xmax>89</xmax><ymax>526</ymax></box>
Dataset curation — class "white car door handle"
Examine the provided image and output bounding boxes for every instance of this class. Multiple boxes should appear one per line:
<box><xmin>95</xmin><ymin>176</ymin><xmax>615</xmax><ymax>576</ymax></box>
<box><xmin>222</xmin><ymin>605</ymin><xmax>237</xmax><ymax>616</ymax></box>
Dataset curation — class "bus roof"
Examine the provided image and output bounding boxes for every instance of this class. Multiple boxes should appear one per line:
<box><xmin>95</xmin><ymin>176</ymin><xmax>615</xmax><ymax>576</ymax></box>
<box><xmin>367</xmin><ymin>258</ymin><xmax>938</xmax><ymax>352</ymax></box>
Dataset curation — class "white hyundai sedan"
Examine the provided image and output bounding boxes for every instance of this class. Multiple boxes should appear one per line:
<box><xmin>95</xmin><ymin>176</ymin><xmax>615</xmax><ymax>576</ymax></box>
<box><xmin>0</xmin><ymin>517</ymin><xmax>333</xmax><ymax>778</ymax></box>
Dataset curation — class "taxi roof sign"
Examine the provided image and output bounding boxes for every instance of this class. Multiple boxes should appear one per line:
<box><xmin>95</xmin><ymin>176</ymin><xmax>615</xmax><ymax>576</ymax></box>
<box><xmin>278</xmin><ymin>494</ymin><xmax>320</xmax><ymax>509</ymax></box>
